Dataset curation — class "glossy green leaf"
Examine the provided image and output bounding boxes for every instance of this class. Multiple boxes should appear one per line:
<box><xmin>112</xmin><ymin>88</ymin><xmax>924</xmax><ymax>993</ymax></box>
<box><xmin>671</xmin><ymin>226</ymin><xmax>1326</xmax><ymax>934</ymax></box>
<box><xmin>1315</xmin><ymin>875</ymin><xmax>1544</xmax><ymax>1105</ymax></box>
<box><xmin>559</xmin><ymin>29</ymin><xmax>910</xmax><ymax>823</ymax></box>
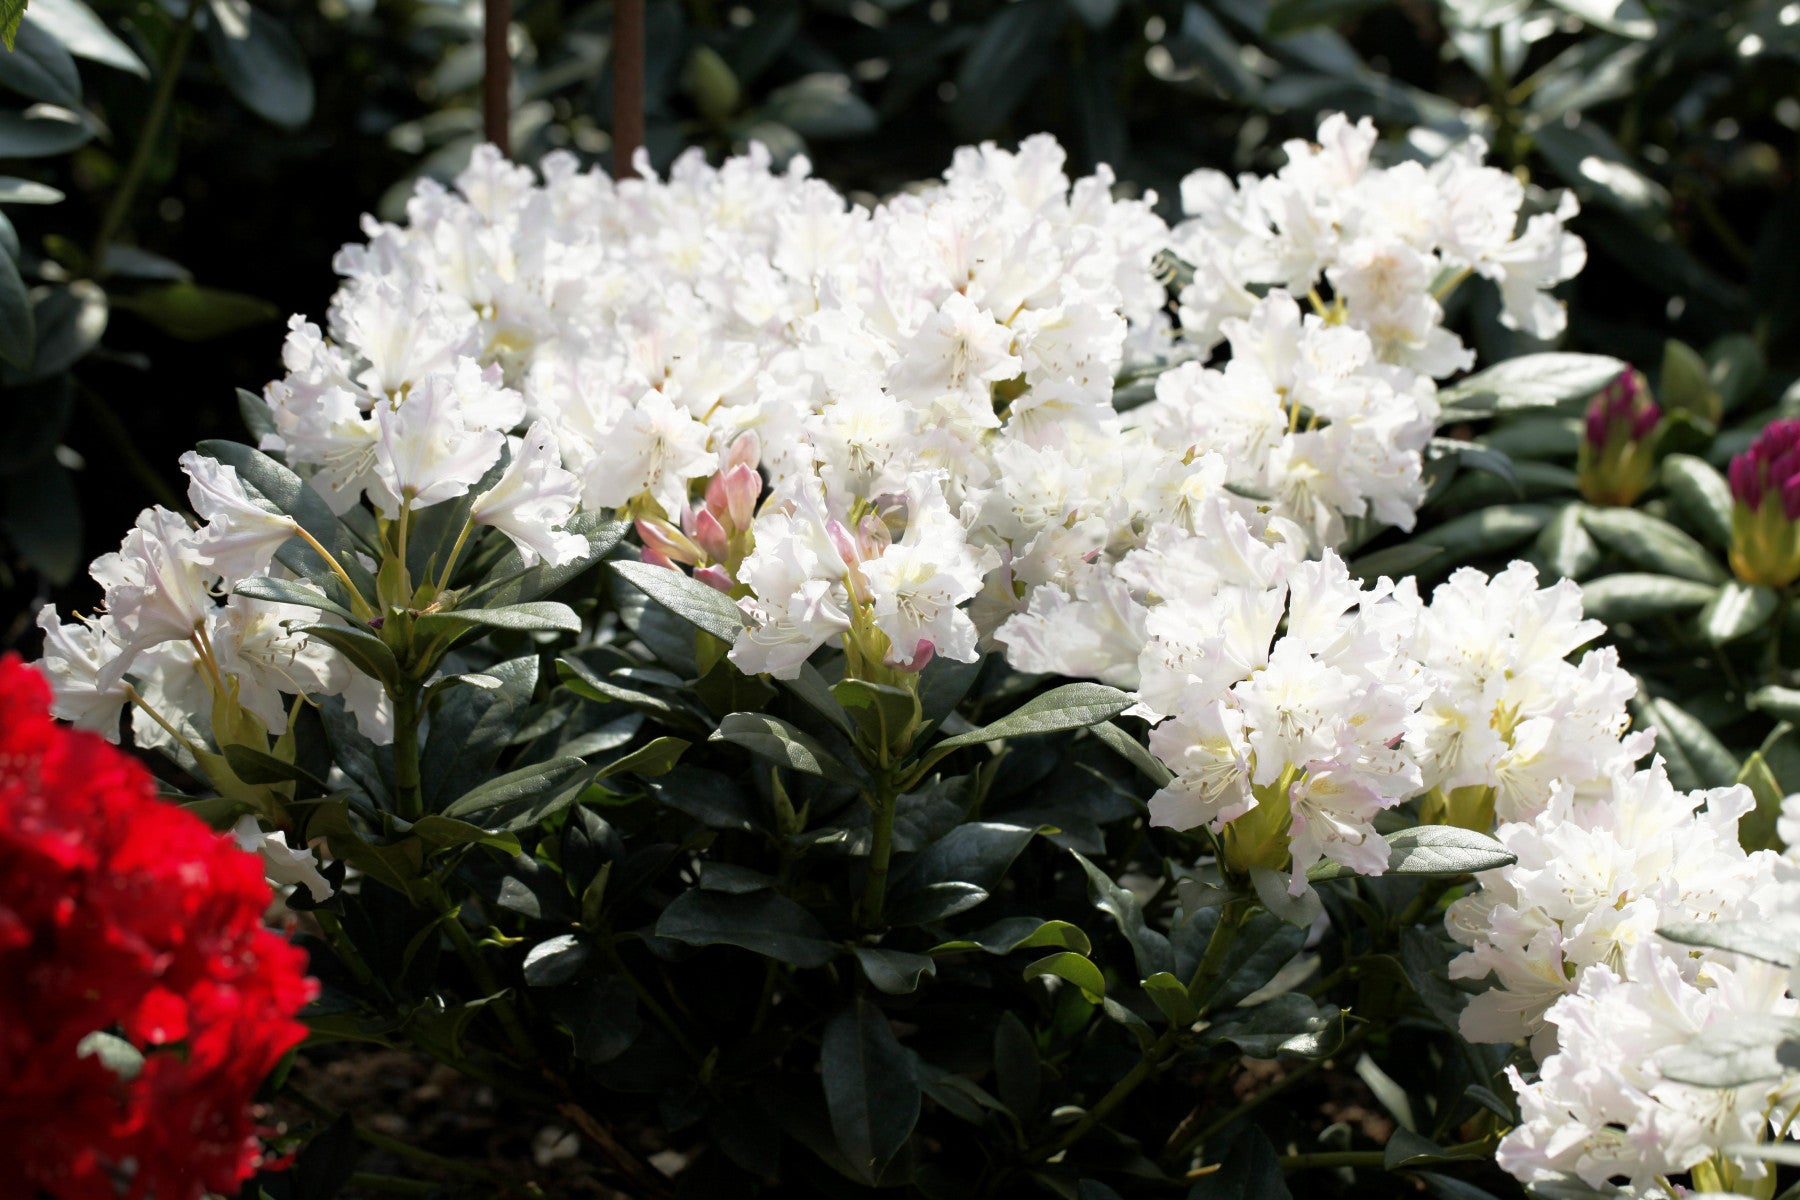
<box><xmin>929</xmin><ymin>682</ymin><xmax>1134</xmax><ymax>753</ymax></box>
<box><xmin>1581</xmin><ymin>507</ymin><xmax>1726</xmax><ymax>583</ymax></box>
<box><xmin>930</xmin><ymin>917</ymin><xmax>1091</xmax><ymax>957</ymax></box>
<box><xmin>611</xmin><ymin>558</ymin><xmax>745</xmax><ymax>643</ymax></box>
<box><xmin>439</xmin><ymin>757</ymin><xmax>592</xmax><ymax>832</ymax></box>
<box><xmin>656</xmin><ymin>888</ymin><xmax>835</xmax><ymax>967</ymax></box>
<box><xmin>25</xmin><ymin>0</ymin><xmax>145</xmax><ymax>74</ymax></box>
<box><xmin>1437</xmin><ymin>353</ymin><xmax>1626</xmax><ymax>415</ymax></box>
<box><xmin>852</xmin><ymin>947</ymin><xmax>938</xmax><ymax>995</ymax></box>
<box><xmin>821</xmin><ymin>997</ymin><xmax>921</xmax><ymax>1184</ymax></box>
<box><xmin>1023</xmin><ymin>951</ymin><xmax>1106</xmax><ymax>1002</ymax></box>
<box><xmin>1699</xmin><ymin>581</ymin><xmax>1777</xmax><ymax>646</ymax></box>
<box><xmin>1579</xmin><ymin>572</ymin><xmax>1718</xmax><ymax>624</ymax></box>
<box><xmin>0</xmin><ymin>20</ymin><xmax>80</xmax><ymax>107</ymax></box>
<box><xmin>1307</xmin><ymin>825</ymin><xmax>1514</xmax><ymax>880</ymax></box>
<box><xmin>111</xmin><ymin>282</ymin><xmax>278</xmax><ymax>340</ymax></box>
<box><xmin>1662</xmin><ymin>454</ymin><xmax>1733</xmax><ymax>550</ymax></box>
<box><xmin>414</xmin><ymin>600</ymin><xmax>582</xmax><ymax>641</ymax></box>
<box><xmin>203</xmin><ymin>0</ymin><xmax>314</xmax><ymax>126</ymax></box>
<box><xmin>712</xmin><ymin>711</ymin><xmax>856</xmax><ymax>779</ymax></box>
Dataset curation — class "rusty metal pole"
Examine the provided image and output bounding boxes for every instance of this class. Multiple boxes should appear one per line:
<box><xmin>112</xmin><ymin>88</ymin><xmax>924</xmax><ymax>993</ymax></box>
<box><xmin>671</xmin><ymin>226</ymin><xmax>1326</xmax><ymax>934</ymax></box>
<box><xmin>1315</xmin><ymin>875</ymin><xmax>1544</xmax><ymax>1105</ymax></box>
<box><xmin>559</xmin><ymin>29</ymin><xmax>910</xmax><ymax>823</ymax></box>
<box><xmin>613</xmin><ymin>0</ymin><xmax>645</xmax><ymax>177</ymax></box>
<box><xmin>483</xmin><ymin>0</ymin><xmax>511</xmax><ymax>155</ymax></box>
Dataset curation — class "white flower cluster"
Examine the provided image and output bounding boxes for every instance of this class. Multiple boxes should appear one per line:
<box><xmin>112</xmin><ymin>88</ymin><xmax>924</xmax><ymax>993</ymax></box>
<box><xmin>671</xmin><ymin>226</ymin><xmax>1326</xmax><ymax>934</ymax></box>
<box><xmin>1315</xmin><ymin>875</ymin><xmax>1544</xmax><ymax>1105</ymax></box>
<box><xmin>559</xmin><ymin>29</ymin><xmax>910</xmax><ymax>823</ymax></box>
<box><xmin>1139</xmin><ymin>562</ymin><xmax>1643</xmax><ymax>893</ymax></box>
<box><xmin>1453</xmin><ymin>772</ymin><xmax>1800</xmax><ymax>1195</ymax></box>
<box><xmin>31</xmin><ymin>119</ymin><xmax>1589</xmax><ymax>906</ymax></box>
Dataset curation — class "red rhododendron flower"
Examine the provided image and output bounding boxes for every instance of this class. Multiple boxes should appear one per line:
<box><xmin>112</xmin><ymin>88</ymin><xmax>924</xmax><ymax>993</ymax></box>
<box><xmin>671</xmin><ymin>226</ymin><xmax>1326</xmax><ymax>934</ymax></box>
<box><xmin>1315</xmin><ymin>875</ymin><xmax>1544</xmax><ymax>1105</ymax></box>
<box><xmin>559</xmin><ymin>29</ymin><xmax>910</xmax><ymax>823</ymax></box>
<box><xmin>0</xmin><ymin>653</ymin><xmax>316</xmax><ymax>1200</ymax></box>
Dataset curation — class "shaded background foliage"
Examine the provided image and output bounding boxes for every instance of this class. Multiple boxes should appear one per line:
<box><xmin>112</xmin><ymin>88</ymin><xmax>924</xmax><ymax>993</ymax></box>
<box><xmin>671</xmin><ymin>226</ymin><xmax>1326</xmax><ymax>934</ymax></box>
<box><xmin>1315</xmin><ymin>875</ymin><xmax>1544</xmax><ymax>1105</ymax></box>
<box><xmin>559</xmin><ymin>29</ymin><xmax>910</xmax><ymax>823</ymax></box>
<box><xmin>3</xmin><ymin>0</ymin><xmax>1798</xmax><ymax>648</ymax></box>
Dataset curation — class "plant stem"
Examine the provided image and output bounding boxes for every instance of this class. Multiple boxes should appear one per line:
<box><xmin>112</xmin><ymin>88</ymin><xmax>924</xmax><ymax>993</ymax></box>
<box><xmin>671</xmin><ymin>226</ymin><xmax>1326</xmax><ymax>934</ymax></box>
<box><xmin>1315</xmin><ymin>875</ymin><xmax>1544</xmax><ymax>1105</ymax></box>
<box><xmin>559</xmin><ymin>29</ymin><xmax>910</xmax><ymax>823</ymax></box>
<box><xmin>1027</xmin><ymin>900</ymin><xmax>1251</xmax><ymax>1164</ymax></box>
<box><xmin>291</xmin><ymin>524</ymin><xmax>375</xmax><ymax>620</ymax></box>
<box><xmin>860</xmin><ymin>773</ymin><xmax>898</xmax><ymax>927</ymax></box>
<box><xmin>1280</xmin><ymin>1136</ymin><xmax>1492</xmax><ymax>1173</ymax></box>
<box><xmin>430</xmin><ymin>884</ymin><xmax>538</xmax><ymax>1062</ymax></box>
<box><xmin>1163</xmin><ymin>1027</ymin><xmax>1369</xmax><ymax>1165</ymax></box>
<box><xmin>288</xmin><ymin>1087</ymin><xmax>505</xmax><ymax>1181</ymax></box>
<box><xmin>348</xmin><ymin>1172</ymin><xmax>439</xmax><ymax>1195</ymax></box>
<box><xmin>392</xmin><ymin>683</ymin><xmax>424</xmax><ymax>820</ymax></box>
<box><xmin>91</xmin><ymin>0</ymin><xmax>198</xmax><ymax>274</ymax></box>
<box><xmin>603</xmin><ymin>941</ymin><xmax>704</xmax><ymax>1063</ymax></box>
<box><xmin>313</xmin><ymin>909</ymin><xmax>383</xmax><ymax>997</ymax></box>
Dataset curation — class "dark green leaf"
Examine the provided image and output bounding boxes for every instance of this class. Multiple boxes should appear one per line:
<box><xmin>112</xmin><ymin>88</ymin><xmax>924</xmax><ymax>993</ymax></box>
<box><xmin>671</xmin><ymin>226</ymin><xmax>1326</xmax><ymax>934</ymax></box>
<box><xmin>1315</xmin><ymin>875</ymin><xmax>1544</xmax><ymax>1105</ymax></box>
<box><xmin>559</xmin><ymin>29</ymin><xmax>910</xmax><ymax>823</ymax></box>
<box><xmin>930</xmin><ymin>682</ymin><xmax>1134</xmax><ymax>753</ymax></box>
<box><xmin>886</xmin><ymin>881</ymin><xmax>988</xmax><ymax>925</ymax></box>
<box><xmin>1072</xmin><ymin>849</ymin><xmax>1174</xmax><ymax>977</ymax></box>
<box><xmin>1437</xmin><ymin>353</ymin><xmax>1625</xmax><ymax>415</ymax></box>
<box><xmin>0</xmin><ymin>20</ymin><xmax>79</xmax><ymax>107</ymax></box>
<box><xmin>655</xmin><ymin>889</ymin><xmax>836</xmax><ymax>967</ymax></box>
<box><xmin>1</xmin><ymin>455</ymin><xmax>77</xmax><ymax>582</ymax></box>
<box><xmin>550</xmin><ymin>974</ymin><xmax>639</xmax><ymax>1064</ymax></box>
<box><xmin>1662</xmin><ymin>454</ymin><xmax>1734</xmax><ymax>551</ymax></box>
<box><xmin>297</xmin><ymin>624</ymin><xmax>401</xmax><ymax>690</ymax></box>
<box><xmin>111</xmin><ymin>282</ymin><xmax>279</xmax><ymax>340</ymax></box>
<box><xmin>1187</xmin><ymin>1127</ymin><xmax>1291</xmax><ymax>1200</ymax></box>
<box><xmin>1578</xmin><ymin>573</ymin><xmax>1718</xmax><ymax>623</ymax></box>
<box><xmin>523</xmin><ymin>933</ymin><xmax>591</xmax><ymax>987</ymax></box>
<box><xmin>473</xmin><ymin>512</ymin><xmax>626</xmax><ymax>606</ymax></box>
<box><xmin>853</xmin><ymin>947</ymin><xmax>938</xmax><ymax>994</ymax></box>
<box><xmin>439</xmin><ymin>757</ymin><xmax>592</xmax><ymax>832</ymax></box>
<box><xmin>1582</xmin><ymin>508</ymin><xmax>1725</xmax><ymax>583</ymax></box>
<box><xmin>1636</xmin><ymin>694</ymin><xmax>1739</xmax><ymax>791</ymax></box>
<box><xmin>203</xmin><ymin>0</ymin><xmax>314</xmax><ymax>126</ymax></box>
<box><xmin>1251</xmin><ymin>865</ymin><xmax>1324</xmax><ymax>928</ymax></box>
<box><xmin>762</xmin><ymin>72</ymin><xmax>876</xmax><ymax>139</ymax></box>
<box><xmin>1306</xmin><ymin>825</ymin><xmax>1514</xmax><ymax>881</ymax></box>
<box><xmin>1699</xmin><ymin>581</ymin><xmax>1777</xmax><ymax>646</ymax></box>
<box><xmin>1204</xmin><ymin>992</ymin><xmax>1343</xmax><ymax>1058</ymax></box>
<box><xmin>414</xmin><ymin>600</ymin><xmax>582</xmax><ymax>641</ymax></box>
<box><xmin>712</xmin><ymin>711</ymin><xmax>856</xmax><ymax>779</ymax></box>
<box><xmin>423</xmin><ymin>654</ymin><xmax>538</xmax><ymax>810</ymax></box>
<box><xmin>821</xmin><ymin>997</ymin><xmax>920</xmax><ymax>1185</ymax></box>
<box><xmin>611</xmin><ymin>558</ymin><xmax>744</xmax><ymax>643</ymax></box>
<box><xmin>930</xmin><ymin>917</ymin><xmax>1091</xmax><ymax>957</ymax></box>
<box><xmin>233</xmin><ymin>575</ymin><xmax>356</xmax><ymax>622</ymax></box>
<box><xmin>25</xmin><ymin>0</ymin><xmax>145</xmax><ymax>74</ymax></box>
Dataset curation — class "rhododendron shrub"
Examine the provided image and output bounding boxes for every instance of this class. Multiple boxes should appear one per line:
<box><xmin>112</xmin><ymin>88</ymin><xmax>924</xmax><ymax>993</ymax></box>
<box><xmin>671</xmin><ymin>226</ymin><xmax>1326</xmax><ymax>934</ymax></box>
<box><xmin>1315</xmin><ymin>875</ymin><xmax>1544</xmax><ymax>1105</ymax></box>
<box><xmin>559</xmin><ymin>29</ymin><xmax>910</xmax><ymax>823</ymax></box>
<box><xmin>0</xmin><ymin>654</ymin><xmax>314</xmax><ymax>1200</ymax></box>
<box><xmin>26</xmin><ymin>120</ymin><xmax>1800</xmax><ymax>1199</ymax></box>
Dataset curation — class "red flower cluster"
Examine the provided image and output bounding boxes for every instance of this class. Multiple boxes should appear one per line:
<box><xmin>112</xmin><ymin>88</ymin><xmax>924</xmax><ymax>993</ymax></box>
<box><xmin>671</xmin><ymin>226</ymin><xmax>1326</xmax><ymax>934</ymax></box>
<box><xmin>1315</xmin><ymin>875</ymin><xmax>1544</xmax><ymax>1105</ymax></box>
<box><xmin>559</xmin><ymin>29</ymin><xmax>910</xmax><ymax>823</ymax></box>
<box><xmin>0</xmin><ymin>654</ymin><xmax>316</xmax><ymax>1199</ymax></box>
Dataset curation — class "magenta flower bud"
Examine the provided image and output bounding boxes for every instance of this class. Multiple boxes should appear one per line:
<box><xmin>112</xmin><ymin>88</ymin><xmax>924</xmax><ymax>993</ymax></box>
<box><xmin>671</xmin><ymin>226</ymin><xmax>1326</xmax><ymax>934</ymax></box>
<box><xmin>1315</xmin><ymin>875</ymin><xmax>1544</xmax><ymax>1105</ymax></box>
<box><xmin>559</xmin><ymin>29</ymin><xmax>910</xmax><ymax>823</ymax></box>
<box><xmin>693</xmin><ymin>564</ymin><xmax>735</xmax><ymax>593</ymax></box>
<box><xmin>1578</xmin><ymin>368</ymin><xmax>1661</xmax><ymax>507</ymax></box>
<box><xmin>639</xmin><ymin>546</ymin><xmax>675</xmax><ymax>570</ymax></box>
<box><xmin>1729</xmin><ymin>419</ymin><xmax>1800</xmax><ymax>587</ymax></box>
<box><xmin>636</xmin><ymin>517</ymin><xmax>701</xmax><ymax>566</ymax></box>
<box><xmin>691</xmin><ymin>507</ymin><xmax>730</xmax><ymax>563</ymax></box>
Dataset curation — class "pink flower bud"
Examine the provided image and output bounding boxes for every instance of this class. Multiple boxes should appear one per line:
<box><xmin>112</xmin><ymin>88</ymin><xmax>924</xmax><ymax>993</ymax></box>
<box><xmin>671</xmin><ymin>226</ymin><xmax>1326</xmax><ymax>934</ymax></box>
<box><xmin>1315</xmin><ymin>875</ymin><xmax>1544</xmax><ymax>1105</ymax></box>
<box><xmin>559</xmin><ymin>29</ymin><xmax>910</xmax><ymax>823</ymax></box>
<box><xmin>725</xmin><ymin>430</ymin><xmax>761</xmax><ymax>472</ymax></box>
<box><xmin>636</xmin><ymin>517</ymin><xmax>701</xmax><ymax>566</ymax></box>
<box><xmin>639</xmin><ymin>546</ymin><xmax>675</xmax><ymax>570</ymax></box>
<box><xmin>856</xmin><ymin>514</ymin><xmax>892</xmax><ymax>559</ymax></box>
<box><xmin>893</xmin><ymin>640</ymin><xmax>936</xmax><ymax>672</ymax></box>
<box><xmin>720</xmin><ymin>464</ymin><xmax>761</xmax><ymax>530</ymax></box>
<box><xmin>692</xmin><ymin>507</ymin><xmax>730</xmax><ymax>563</ymax></box>
<box><xmin>694</xmin><ymin>564</ymin><xmax>735</xmax><ymax>593</ymax></box>
<box><xmin>825</xmin><ymin>519</ymin><xmax>861</xmax><ymax>567</ymax></box>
